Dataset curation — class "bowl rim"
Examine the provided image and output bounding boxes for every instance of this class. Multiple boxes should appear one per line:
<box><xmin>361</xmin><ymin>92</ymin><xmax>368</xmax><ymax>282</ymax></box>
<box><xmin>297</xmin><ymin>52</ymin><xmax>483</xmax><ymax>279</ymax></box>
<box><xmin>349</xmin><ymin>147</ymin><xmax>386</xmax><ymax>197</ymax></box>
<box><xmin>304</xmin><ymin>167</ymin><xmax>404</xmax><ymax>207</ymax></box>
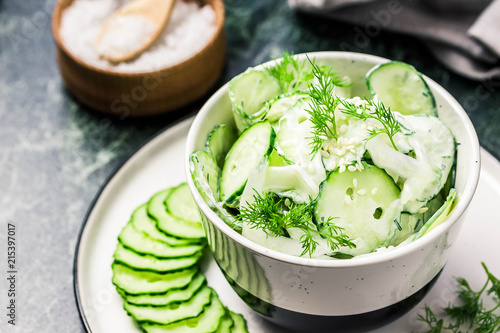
<box><xmin>51</xmin><ymin>0</ymin><xmax>225</xmax><ymax>76</ymax></box>
<box><xmin>186</xmin><ymin>51</ymin><xmax>481</xmax><ymax>268</ymax></box>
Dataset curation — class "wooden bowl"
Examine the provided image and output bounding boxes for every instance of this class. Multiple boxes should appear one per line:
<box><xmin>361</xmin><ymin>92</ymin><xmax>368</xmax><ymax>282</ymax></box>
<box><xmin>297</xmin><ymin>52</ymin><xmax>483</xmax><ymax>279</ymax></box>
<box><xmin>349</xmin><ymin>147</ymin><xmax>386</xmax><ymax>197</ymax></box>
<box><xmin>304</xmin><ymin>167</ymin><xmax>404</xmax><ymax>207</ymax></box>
<box><xmin>51</xmin><ymin>0</ymin><xmax>226</xmax><ymax>117</ymax></box>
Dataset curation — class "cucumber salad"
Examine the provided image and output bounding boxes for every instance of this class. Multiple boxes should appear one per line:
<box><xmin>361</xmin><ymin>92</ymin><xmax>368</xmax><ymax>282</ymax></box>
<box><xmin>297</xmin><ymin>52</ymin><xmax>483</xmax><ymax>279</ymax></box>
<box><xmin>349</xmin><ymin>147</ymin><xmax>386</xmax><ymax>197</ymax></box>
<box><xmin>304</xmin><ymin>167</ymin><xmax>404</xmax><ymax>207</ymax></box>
<box><xmin>190</xmin><ymin>53</ymin><xmax>457</xmax><ymax>259</ymax></box>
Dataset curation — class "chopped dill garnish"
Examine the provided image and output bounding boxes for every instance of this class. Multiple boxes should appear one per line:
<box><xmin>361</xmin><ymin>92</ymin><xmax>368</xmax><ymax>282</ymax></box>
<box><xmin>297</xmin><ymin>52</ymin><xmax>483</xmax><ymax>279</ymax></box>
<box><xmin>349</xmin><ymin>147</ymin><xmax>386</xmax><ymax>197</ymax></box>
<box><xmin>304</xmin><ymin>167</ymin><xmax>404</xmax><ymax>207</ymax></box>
<box><xmin>266</xmin><ymin>51</ymin><xmax>351</xmax><ymax>94</ymax></box>
<box><xmin>267</xmin><ymin>52</ymin><xmax>353</xmax><ymax>157</ymax></box>
<box><xmin>305</xmin><ymin>60</ymin><xmax>342</xmax><ymax>156</ymax></box>
<box><xmin>266</xmin><ymin>51</ymin><xmax>313</xmax><ymax>93</ymax></box>
<box><xmin>418</xmin><ymin>262</ymin><xmax>500</xmax><ymax>332</ymax></box>
<box><xmin>238</xmin><ymin>191</ymin><xmax>355</xmax><ymax>257</ymax></box>
<box><xmin>340</xmin><ymin>98</ymin><xmax>401</xmax><ymax>151</ymax></box>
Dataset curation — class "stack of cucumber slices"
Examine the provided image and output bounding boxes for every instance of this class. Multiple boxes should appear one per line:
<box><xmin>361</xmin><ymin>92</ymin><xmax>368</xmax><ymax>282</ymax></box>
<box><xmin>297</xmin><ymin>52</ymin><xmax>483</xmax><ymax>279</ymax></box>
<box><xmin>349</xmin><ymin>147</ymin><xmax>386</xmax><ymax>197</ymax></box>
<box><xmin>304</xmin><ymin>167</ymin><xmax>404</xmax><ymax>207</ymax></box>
<box><xmin>189</xmin><ymin>53</ymin><xmax>458</xmax><ymax>259</ymax></box>
<box><xmin>112</xmin><ymin>183</ymin><xmax>248</xmax><ymax>332</ymax></box>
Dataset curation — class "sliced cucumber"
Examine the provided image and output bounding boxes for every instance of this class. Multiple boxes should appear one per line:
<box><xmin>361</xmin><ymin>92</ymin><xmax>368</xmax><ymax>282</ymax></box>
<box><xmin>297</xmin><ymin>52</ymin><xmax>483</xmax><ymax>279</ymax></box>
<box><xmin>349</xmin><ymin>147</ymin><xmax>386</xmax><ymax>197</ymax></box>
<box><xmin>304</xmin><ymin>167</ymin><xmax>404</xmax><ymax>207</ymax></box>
<box><xmin>148</xmin><ymin>190</ymin><xmax>205</xmax><ymax>240</ymax></box>
<box><xmin>229</xmin><ymin>69</ymin><xmax>284</xmax><ymax>132</ymax></box>
<box><xmin>367</xmin><ymin>115</ymin><xmax>455</xmax><ymax>213</ymax></box>
<box><xmin>275</xmin><ymin>100</ymin><xmax>311</xmax><ymax>163</ymax></box>
<box><xmin>320</xmin><ymin>113</ymin><xmax>368</xmax><ymax>172</ymax></box>
<box><xmin>141</xmin><ymin>291</ymin><xmax>226</xmax><ymax>333</ymax></box>
<box><xmin>118</xmin><ymin>223</ymin><xmax>204</xmax><ymax>258</ymax></box>
<box><xmin>220</xmin><ymin>121</ymin><xmax>275</xmax><ymax>207</ymax></box>
<box><xmin>252</xmin><ymin>92</ymin><xmax>310</xmax><ymax>124</ymax></box>
<box><xmin>275</xmin><ymin>101</ymin><xmax>326</xmax><ymax>185</ymax></box>
<box><xmin>112</xmin><ymin>262</ymin><xmax>197</xmax><ymax>295</ymax></box>
<box><xmin>166</xmin><ymin>183</ymin><xmax>202</xmax><ymax>224</ymax></box>
<box><xmin>189</xmin><ymin>150</ymin><xmax>220</xmax><ymax>201</ymax></box>
<box><xmin>263</xmin><ymin>165</ymin><xmax>319</xmax><ymax>203</ymax></box>
<box><xmin>123</xmin><ymin>286</ymin><xmax>213</xmax><ymax>325</ymax></box>
<box><xmin>366</xmin><ymin>136</ymin><xmax>436</xmax><ymax>214</ymax></box>
<box><xmin>229</xmin><ymin>311</ymin><xmax>249</xmax><ymax>333</ymax></box>
<box><xmin>215</xmin><ymin>312</ymin><xmax>234</xmax><ymax>333</ymax></box>
<box><xmin>118</xmin><ymin>273</ymin><xmax>206</xmax><ymax>306</ymax></box>
<box><xmin>267</xmin><ymin>149</ymin><xmax>291</xmax><ymax>167</ymax></box>
<box><xmin>414</xmin><ymin>188</ymin><xmax>456</xmax><ymax>240</ymax></box>
<box><xmin>112</xmin><ymin>184</ymin><xmax>247</xmax><ymax>332</ymax></box>
<box><xmin>189</xmin><ymin>151</ymin><xmax>242</xmax><ymax>231</ymax></box>
<box><xmin>404</xmin><ymin>114</ymin><xmax>455</xmax><ymax>181</ymax></box>
<box><xmin>366</xmin><ymin>61</ymin><xmax>437</xmax><ymax>116</ymax></box>
<box><xmin>131</xmin><ymin>204</ymin><xmax>195</xmax><ymax>247</ymax></box>
<box><xmin>390</xmin><ymin>212</ymin><xmax>422</xmax><ymax>246</ymax></box>
<box><xmin>332</xmin><ymin>80</ymin><xmax>352</xmax><ymax>99</ymax></box>
<box><xmin>390</xmin><ymin>188</ymin><xmax>448</xmax><ymax>246</ymax></box>
<box><xmin>314</xmin><ymin>163</ymin><xmax>401</xmax><ymax>256</ymax></box>
<box><xmin>113</xmin><ymin>243</ymin><xmax>201</xmax><ymax>273</ymax></box>
<box><xmin>205</xmin><ymin>124</ymin><xmax>238</xmax><ymax>169</ymax></box>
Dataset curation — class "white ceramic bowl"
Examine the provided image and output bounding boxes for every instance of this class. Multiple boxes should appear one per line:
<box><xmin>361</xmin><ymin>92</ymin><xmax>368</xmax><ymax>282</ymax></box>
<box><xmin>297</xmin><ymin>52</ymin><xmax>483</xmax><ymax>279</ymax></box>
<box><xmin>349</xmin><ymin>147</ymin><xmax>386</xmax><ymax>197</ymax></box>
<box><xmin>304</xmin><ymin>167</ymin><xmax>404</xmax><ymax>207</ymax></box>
<box><xmin>185</xmin><ymin>52</ymin><xmax>480</xmax><ymax>331</ymax></box>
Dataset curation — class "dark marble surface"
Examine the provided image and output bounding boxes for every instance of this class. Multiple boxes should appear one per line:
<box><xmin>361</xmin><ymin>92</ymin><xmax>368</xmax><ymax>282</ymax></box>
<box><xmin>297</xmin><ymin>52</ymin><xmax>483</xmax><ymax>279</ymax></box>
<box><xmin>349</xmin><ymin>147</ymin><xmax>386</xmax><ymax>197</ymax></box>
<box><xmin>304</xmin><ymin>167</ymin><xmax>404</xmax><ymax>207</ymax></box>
<box><xmin>0</xmin><ymin>0</ymin><xmax>499</xmax><ymax>332</ymax></box>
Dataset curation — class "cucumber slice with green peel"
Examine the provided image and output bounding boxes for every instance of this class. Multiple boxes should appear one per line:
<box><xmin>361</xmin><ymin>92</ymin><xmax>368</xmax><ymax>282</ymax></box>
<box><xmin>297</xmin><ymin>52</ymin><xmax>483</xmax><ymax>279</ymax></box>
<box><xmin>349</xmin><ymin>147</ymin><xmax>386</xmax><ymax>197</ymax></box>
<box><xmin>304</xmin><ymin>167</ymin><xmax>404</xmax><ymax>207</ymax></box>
<box><xmin>367</xmin><ymin>115</ymin><xmax>455</xmax><ymax>213</ymax></box>
<box><xmin>404</xmin><ymin>115</ymin><xmax>455</xmax><ymax>192</ymax></box>
<box><xmin>220</xmin><ymin>121</ymin><xmax>275</xmax><ymax>207</ymax></box>
<box><xmin>268</xmin><ymin>93</ymin><xmax>309</xmax><ymax>117</ymax></box>
<box><xmin>390</xmin><ymin>188</ymin><xmax>448</xmax><ymax>246</ymax></box>
<box><xmin>251</xmin><ymin>92</ymin><xmax>310</xmax><ymax>124</ymax></box>
<box><xmin>229</xmin><ymin>311</ymin><xmax>249</xmax><ymax>333</ymax></box>
<box><xmin>112</xmin><ymin>262</ymin><xmax>197</xmax><ymax>295</ymax></box>
<box><xmin>229</xmin><ymin>69</ymin><xmax>284</xmax><ymax>132</ymax></box>
<box><xmin>123</xmin><ymin>286</ymin><xmax>213</xmax><ymax>325</ymax></box>
<box><xmin>275</xmin><ymin>100</ymin><xmax>312</xmax><ymax>163</ymax></box>
<box><xmin>131</xmin><ymin>204</ymin><xmax>196</xmax><ymax>247</ymax></box>
<box><xmin>263</xmin><ymin>165</ymin><xmax>319</xmax><ymax>203</ymax></box>
<box><xmin>189</xmin><ymin>151</ymin><xmax>220</xmax><ymax>202</ymax></box>
<box><xmin>148</xmin><ymin>190</ymin><xmax>205</xmax><ymax>240</ymax></box>
<box><xmin>314</xmin><ymin>162</ymin><xmax>401</xmax><ymax>256</ymax></box>
<box><xmin>205</xmin><ymin>125</ymin><xmax>238</xmax><ymax>169</ymax></box>
<box><xmin>189</xmin><ymin>151</ymin><xmax>242</xmax><ymax>231</ymax></box>
<box><xmin>166</xmin><ymin>183</ymin><xmax>202</xmax><ymax>224</ymax></box>
<box><xmin>389</xmin><ymin>212</ymin><xmax>423</xmax><ymax>246</ymax></box>
<box><xmin>113</xmin><ymin>243</ymin><xmax>202</xmax><ymax>273</ymax></box>
<box><xmin>414</xmin><ymin>188</ymin><xmax>457</xmax><ymax>240</ymax></box>
<box><xmin>141</xmin><ymin>291</ymin><xmax>226</xmax><ymax>333</ymax></box>
<box><xmin>267</xmin><ymin>149</ymin><xmax>291</xmax><ymax>167</ymax></box>
<box><xmin>332</xmin><ymin>81</ymin><xmax>352</xmax><ymax>99</ymax></box>
<box><xmin>366</xmin><ymin>61</ymin><xmax>437</xmax><ymax>116</ymax></box>
<box><xmin>117</xmin><ymin>273</ymin><xmax>206</xmax><ymax>306</ymax></box>
<box><xmin>215</xmin><ymin>312</ymin><xmax>234</xmax><ymax>333</ymax></box>
<box><xmin>118</xmin><ymin>223</ymin><xmax>204</xmax><ymax>258</ymax></box>
<box><xmin>112</xmin><ymin>185</ymin><xmax>246</xmax><ymax>331</ymax></box>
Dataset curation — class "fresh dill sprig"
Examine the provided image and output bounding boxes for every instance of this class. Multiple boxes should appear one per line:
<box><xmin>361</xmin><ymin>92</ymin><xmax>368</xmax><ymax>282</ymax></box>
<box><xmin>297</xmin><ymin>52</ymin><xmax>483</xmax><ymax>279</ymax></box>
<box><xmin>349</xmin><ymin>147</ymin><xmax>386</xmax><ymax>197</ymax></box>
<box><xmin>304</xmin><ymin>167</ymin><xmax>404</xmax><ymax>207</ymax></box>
<box><xmin>238</xmin><ymin>191</ymin><xmax>355</xmax><ymax>257</ymax></box>
<box><xmin>417</xmin><ymin>262</ymin><xmax>500</xmax><ymax>333</ymax></box>
<box><xmin>305</xmin><ymin>60</ymin><xmax>342</xmax><ymax>156</ymax></box>
<box><xmin>419</xmin><ymin>305</ymin><xmax>449</xmax><ymax>333</ymax></box>
<box><xmin>266</xmin><ymin>51</ymin><xmax>313</xmax><ymax>93</ymax></box>
<box><xmin>340</xmin><ymin>98</ymin><xmax>401</xmax><ymax>151</ymax></box>
<box><xmin>266</xmin><ymin>51</ymin><xmax>351</xmax><ymax>94</ymax></box>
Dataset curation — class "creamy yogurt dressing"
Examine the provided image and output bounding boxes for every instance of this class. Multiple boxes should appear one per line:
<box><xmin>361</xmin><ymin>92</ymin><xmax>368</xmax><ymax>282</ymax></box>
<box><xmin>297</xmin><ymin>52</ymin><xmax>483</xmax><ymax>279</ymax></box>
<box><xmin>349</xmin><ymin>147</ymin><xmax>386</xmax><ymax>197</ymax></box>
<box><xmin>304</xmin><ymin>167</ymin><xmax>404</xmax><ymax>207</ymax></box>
<box><xmin>239</xmin><ymin>90</ymin><xmax>455</xmax><ymax>258</ymax></box>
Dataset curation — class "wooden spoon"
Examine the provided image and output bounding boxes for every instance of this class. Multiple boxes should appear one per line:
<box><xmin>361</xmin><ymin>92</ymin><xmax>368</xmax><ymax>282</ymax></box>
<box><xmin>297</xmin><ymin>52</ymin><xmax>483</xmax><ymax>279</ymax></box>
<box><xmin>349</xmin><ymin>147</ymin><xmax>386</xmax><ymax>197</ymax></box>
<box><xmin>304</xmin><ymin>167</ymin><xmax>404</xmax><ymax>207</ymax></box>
<box><xmin>95</xmin><ymin>0</ymin><xmax>176</xmax><ymax>62</ymax></box>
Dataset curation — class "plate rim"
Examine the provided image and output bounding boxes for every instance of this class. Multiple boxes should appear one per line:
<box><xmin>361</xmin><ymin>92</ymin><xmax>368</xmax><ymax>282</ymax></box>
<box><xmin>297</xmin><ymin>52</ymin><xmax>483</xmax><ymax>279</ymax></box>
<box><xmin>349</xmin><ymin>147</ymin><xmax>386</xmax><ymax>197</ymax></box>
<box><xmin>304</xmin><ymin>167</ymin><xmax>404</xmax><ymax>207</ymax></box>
<box><xmin>72</xmin><ymin>114</ymin><xmax>194</xmax><ymax>332</ymax></box>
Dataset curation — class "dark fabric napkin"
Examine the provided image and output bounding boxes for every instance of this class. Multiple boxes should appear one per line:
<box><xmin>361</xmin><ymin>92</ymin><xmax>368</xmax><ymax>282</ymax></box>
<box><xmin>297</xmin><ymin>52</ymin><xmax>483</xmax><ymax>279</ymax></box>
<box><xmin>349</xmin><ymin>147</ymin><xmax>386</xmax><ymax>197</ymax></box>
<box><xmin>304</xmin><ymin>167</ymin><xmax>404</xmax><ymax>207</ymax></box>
<box><xmin>289</xmin><ymin>0</ymin><xmax>500</xmax><ymax>80</ymax></box>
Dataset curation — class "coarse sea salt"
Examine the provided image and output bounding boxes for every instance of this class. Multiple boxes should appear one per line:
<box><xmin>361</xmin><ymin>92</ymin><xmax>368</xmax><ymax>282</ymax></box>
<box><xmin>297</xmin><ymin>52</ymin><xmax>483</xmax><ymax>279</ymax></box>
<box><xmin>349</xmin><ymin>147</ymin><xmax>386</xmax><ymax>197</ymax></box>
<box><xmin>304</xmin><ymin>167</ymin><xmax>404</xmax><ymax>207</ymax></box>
<box><xmin>59</xmin><ymin>0</ymin><xmax>216</xmax><ymax>72</ymax></box>
<box><xmin>97</xmin><ymin>14</ymin><xmax>156</xmax><ymax>59</ymax></box>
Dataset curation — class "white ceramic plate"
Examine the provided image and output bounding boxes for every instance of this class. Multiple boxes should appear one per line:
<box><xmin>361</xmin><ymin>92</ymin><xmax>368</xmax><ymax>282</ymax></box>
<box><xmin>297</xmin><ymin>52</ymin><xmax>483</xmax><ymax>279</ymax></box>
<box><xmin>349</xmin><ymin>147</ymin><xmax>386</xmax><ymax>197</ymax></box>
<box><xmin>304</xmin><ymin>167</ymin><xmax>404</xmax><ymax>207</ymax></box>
<box><xmin>75</xmin><ymin>117</ymin><xmax>500</xmax><ymax>333</ymax></box>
